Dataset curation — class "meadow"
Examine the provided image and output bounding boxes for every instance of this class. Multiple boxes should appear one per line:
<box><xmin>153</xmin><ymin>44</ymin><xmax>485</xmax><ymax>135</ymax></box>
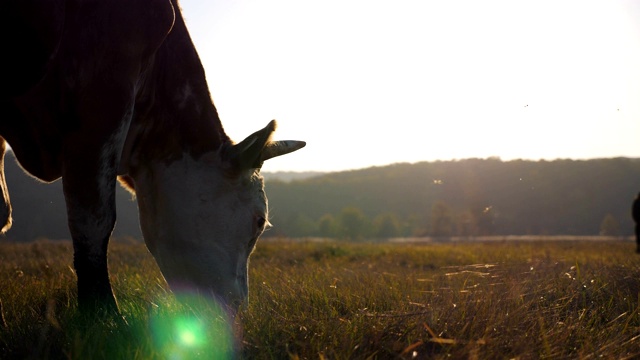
<box><xmin>1</xmin><ymin>238</ymin><xmax>639</xmax><ymax>359</ymax></box>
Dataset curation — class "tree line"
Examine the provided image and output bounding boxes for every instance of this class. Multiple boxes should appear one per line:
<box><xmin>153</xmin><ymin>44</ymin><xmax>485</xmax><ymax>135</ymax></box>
<box><xmin>263</xmin><ymin>158</ymin><xmax>640</xmax><ymax>239</ymax></box>
<box><xmin>1</xmin><ymin>153</ymin><xmax>639</xmax><ymax>241</ymax></box>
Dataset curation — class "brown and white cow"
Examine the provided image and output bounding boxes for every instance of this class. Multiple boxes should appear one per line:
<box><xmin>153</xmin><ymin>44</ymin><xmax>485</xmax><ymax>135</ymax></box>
<box><xmin>0</xmin><ymin>0</ymin><xmax>304</xmax><ymax>315</ymax></box>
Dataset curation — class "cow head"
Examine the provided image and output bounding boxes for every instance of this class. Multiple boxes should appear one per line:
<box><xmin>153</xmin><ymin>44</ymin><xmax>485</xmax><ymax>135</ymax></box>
<box><xmin>128</xmin><ymin>120</ymin><xmax>304</xmax><ymax>311</ymax></box>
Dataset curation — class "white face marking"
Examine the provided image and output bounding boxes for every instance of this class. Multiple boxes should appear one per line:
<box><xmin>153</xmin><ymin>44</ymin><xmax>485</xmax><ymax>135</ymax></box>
<box><xmin>134</xmin><ymin>152</ymin><xmax>267</xmax><ymax>308</ymax></box>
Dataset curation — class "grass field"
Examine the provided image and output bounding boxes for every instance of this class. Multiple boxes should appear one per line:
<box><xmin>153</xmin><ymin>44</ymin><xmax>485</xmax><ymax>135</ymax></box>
<box><xmin>1</xmin><ymin>238</ymin><xmax>639</xmax><ymax>359</ymax></box>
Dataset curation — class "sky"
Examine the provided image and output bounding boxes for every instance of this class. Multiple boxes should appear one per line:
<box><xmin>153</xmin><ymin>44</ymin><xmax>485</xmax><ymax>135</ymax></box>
<box><xmin>179</xmin><ymin>0</ymin><xmax>640</xmax><ymax>172</ymax></box>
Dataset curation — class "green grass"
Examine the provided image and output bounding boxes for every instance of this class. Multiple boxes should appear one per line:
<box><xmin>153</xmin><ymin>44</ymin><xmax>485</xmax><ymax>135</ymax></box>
<box><xmin>1</xmin><ymin>239</ymin><xmax>639</xmax><ymax>359</ymax></box>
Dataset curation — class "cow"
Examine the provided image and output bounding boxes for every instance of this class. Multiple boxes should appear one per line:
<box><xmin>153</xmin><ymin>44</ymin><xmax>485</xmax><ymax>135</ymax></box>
<box><xmin>0</xmin><ymin>0</ymin><xmax>304</xmax><ymax>316</ymax></box>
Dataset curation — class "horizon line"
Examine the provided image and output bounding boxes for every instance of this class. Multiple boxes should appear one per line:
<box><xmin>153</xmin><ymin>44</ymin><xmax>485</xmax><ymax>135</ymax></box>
<box><xmin>266</xmin><ymin>155</ymin><xmax>640</xmax><ymax>174</ymax></box>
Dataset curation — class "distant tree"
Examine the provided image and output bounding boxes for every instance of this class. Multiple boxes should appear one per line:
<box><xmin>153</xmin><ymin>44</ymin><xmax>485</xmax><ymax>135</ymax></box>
<box><xmin>318</xmin><ymin>214</ymin><xmax>338</xmax><ymax>238</ymax></box>
<box><xmin>600</xmin><ymin>214</ymin><xmax>620</xmax><ymax>236</ymax></box>
<box><xmin>470</xmin><ymin>203</ymin><xmax>495</xmax><ymax>236</ymax></box>
<box><xmin>455</xmin><ymin>210</ymin><xmax>477</xmax><ymax>237</ymax></box>
<box><xmin>289</xmin><ymin>214</ymin><xmax>317</xmax><ymax>237</ymax></box>
<box><xmin>338</xmin><ymin>207</ymin><xmax>368</xmax><ymax>241</ymax></box>
<box><xmin>405</xmin><ymin>214</ymin><xmax>425</xmax><ymax>237</ymax></box>
<box><xmin>372</xmin><ymin>213</ymin><xmax>401</xmax><ymax>239</ymax></box>
<box><xmin>430</xmin><ymin>201</ymin><xmax>453</xmax><ymax>237</ymax></box>
<box><xmin>478</xmin><ymin>207</ymin><xmax>496</xmax><ymax>236</ymax></box>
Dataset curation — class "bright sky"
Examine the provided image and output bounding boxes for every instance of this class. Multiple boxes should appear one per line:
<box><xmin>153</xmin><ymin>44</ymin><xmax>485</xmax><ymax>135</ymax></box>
<box><xmin>180</xmin><ymin>0</ymin><xmax>640</xmax><ymax>172</ymax></box>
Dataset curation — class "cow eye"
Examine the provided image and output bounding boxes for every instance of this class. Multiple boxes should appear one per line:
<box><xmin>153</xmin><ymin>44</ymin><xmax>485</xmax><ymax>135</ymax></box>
<box><xmin>256</xmin><ymin>217</ymin><xmax>266</xmax><ymax>229</ymax></box>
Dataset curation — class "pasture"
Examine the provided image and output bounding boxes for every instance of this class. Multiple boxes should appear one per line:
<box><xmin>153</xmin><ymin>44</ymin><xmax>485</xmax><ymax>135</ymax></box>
<box><xmin>1</xmin><ymin>239</ymin><xmax>639</xmax><ymax>359</ymax></box>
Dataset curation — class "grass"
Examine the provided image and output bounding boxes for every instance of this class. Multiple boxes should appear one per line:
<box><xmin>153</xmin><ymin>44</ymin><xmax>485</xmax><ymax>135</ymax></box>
<box><xmin>1</xmin><ymin>238</ymin><xmax>639</xmax><ymax>359</ymax></box>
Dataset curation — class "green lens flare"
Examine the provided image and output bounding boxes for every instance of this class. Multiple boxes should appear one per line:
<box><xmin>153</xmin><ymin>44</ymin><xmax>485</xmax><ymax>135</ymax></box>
<box><xmin>150</xmin><ymin>293</ymin><xmax>235</xmax><ymax>359</ymax></box>
<box><xmin>175</xmin><ymin>316</ymin><xmax>205</xmax><ymax>347</ymax></box>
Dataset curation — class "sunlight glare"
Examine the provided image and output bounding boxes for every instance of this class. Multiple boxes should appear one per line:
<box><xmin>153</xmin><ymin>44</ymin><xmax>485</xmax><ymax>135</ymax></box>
<box><xmin>175</xmin><ymin>316</ymin><xmax>204</xmax><ymax>347</ymax></box>
<box><xmin>180</xmin><ymin>0</ymin><xmax>640</xmax><ymax>171</ymax></box>
<box><xmin>150</xmin><ymin>293</ymin><xmax>235</xmax><ymax>360</ymax></box>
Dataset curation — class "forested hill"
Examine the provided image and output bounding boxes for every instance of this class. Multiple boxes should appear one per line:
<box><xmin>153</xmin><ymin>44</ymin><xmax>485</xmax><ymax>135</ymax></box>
<box><xmin>263</xmin><ymin>158</ymin><xmax>640</xmax><ymax>238</ymax></box>
<box><xmin>1</xmin><ymin>151</ymin><xmax>142</xmax><ymax>241</ymax></box>
<box><xmin>1</xmin><ymin>153</ymin><xmax>639</xmax><ymax>241</ymax></box>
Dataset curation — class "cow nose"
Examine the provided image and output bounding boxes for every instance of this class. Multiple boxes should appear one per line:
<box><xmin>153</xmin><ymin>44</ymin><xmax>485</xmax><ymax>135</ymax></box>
<box><xmin>222</xmin><ymin>294</ymin><xmax>245</xmax><ymax>318</ymax></box>
<box><xmin>229</xmin><ymin>297</ymin><xmax>244</xmax><ymax>311</ymax></box>
<box><xmin>226</xmin><ymin>279</ymin><xmax>248</xmax><ymax>310</ymax></box>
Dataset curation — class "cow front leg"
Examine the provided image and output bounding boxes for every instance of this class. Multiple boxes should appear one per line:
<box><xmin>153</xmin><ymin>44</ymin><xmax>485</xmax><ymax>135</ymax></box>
<box><xmin>63</xmin><ymin>148</ymin><xmax>120</xmax><ymax>315</ymax></box>
<box><xmin>0</xmin><ymin>137</ymin><xmax>12</xmax><ymax>234</ymax></box>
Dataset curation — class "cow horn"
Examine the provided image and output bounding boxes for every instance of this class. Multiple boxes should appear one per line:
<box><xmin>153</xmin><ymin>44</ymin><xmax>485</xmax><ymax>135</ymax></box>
<box><xmin>229</xmin><ymin>120</ymin><xmax>305</xmax><ymax>169</ymax></box>
<box><xmin>260</xmin><ymin>140</ymin><xmax>306</xmax><ymax>162</ymax></box>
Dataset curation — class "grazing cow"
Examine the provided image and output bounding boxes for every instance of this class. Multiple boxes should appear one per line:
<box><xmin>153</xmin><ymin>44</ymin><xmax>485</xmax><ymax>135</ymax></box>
<box><xmin>0</xmin><ymin>0</ymin><xmax>304</xmax><ymax>315</ymax></box>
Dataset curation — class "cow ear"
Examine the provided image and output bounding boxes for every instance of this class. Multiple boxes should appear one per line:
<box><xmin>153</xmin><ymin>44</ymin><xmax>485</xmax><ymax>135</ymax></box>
<box><xmin>228</xmin><ymin>120</ymin><xmax>277</xmax><ymax>170</ymax></box>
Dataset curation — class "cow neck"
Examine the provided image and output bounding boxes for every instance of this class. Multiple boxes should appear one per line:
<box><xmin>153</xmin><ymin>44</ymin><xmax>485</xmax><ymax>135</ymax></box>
<box><xmin>127</xmin><ymin>5</ymin><xmax>230</xmax><ymax>170</ymax></box>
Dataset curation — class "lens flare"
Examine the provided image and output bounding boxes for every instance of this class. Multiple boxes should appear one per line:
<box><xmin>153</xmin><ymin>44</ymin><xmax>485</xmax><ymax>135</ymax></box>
<box><xmin>175</xmin><ymin>316</ymin><xmax>205</xmax><ymax>347</ymax></box>
<box><xmin>150</xmin><ymin>292</ymin><xmax>236</xmax><ymax>359</ymax></box>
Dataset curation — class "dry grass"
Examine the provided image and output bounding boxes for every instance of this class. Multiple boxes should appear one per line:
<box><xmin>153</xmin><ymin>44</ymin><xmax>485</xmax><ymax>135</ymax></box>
<box><xmin>1</xmin><ymin>239</ymin><xmax>639</xmax><ymax>359</ymax></box>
